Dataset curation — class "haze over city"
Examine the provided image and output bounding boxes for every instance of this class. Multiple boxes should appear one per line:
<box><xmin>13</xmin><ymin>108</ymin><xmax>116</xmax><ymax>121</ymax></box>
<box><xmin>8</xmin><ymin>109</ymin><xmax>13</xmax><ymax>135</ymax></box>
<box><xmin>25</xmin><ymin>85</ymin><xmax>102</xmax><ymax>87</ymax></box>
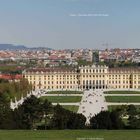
<box><xmin>0</xmin><ymin>0</ymin><xmax>140</xmax><ymax>49</ymax></box>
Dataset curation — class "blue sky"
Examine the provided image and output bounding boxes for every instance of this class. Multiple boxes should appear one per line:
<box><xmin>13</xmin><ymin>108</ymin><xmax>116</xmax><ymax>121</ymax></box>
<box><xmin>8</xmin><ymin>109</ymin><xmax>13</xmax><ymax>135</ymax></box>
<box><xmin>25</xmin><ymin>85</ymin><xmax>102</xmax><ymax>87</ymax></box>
<box><xmin>0</xmin><ymin>0</ymin><xmax>139</xmax><ymax>49</ymax></box>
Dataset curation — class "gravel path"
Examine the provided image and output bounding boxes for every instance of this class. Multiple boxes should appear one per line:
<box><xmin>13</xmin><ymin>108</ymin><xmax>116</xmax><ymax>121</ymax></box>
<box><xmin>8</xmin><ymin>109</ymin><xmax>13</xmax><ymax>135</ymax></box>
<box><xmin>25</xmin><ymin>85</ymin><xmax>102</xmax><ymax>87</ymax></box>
<box><xmin>105</xmin><ymin>94</ymin><xmax>140</xmax><ymax>96</ymax></box>
<box><xmin>78</xmin><ymin>89</ymin><xmax>107</xmax><ymax>124</ymax></box>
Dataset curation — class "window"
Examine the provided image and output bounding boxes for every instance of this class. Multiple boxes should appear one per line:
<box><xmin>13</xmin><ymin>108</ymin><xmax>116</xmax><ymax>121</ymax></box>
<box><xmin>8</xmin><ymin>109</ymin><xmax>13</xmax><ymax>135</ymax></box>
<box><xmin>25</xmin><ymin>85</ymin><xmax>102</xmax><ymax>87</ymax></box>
<box><xmin>96</xmin><ymin>80</ymin><xmax>98</xmax><ymax>84</ymax></box>
<box><xmin>89</xmin><ymin>80</ymin><xmax>91</xmax><ymax>84</ymax></box>
<box><xmin>83</xmin><ymin>80</ymin><xmax>85</xmax><ymax>84</ymax></box>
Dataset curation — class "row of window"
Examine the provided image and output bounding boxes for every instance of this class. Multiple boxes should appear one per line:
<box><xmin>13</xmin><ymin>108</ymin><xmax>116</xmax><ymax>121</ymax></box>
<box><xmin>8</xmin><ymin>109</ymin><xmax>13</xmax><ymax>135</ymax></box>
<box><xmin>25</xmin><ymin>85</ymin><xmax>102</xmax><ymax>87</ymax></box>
<box><xmin>83</xmin><ymin>80</ymin><xmax>105</xmax><ymax>85</ymax></box>
<box><xmin>109</xmin><ymin>85</ymin><xmax>140</xmax><ymax>89</ymax></box>
<box><xmin>27</xmin><ymin>75</ymin><xmax>77</xmax><ymax>78</ymax></box>
<box><xmin>109</xmin><ymin>81</ymin><xmax>140</xmax><ymax>84</ymax></box>
<box><xmin>82</xmin><ymin>75</ymin><xmax>105</xmax><ymax>78</ymax></box>
<box><xmin>82</xmin><ymin>69</ymin><xmax>105</xmax><ymax>73</ymax></box>
<box><xmin>26</xmin><ymin>74</ymin><xmax>140</xmax><ymax>79</ymax></box>
<box><xmin>36</xmin><ymin>85</ymin><xmax>140</xmax><ymax>90</ymax></box>
<box><xmin>37</xmin><ymin>85</ymin><xmax>76</xmax><ymax>89</ymax></box>
<box><xmin>31</xmin><ymin>81</ymin><xmax>77</xmax><ymax>85</ymax></box>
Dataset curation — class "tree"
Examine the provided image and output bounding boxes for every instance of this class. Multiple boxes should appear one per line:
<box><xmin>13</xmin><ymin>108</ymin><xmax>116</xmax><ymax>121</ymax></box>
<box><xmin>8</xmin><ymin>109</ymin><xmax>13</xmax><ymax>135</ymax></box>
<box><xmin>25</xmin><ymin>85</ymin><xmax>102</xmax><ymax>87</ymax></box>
<box><xmin>0</xmin><ymin>89</ymin><xmax>14</xmax><ymax>129</ymax></box>
<box><xmin>13</xmin><ymin>95</ymin><xmax>43</xmax><ymax>129</ymax></box>
<box><xmin>0</xmin><ymin>78</ymin><xmax>9</xmax><ymax>83</ymax></box>
<box><xmin>50</xmin><ymin>105</ymin><xmax>70</xmax><ymax>129</ymax></box>
<box><xmin>77</xmin><ymin>59</ymin><xmax>93</xmax><ymax>66</ymax></box>
<box><xmin>110</xmin><ymin>110</ymin><xmax>124</xmax><ymax>129</ymax></box>
<box><xmin>127</xmin><ymin>105</ymin><xmax>140</xmax><ymax>129</ymax></box>
<box><xmin>50</xmin><ymin>105</ymin><xmax>86</xmax><ymax>129</ymax></box>
<box><xmin>90</xmin><ymin>111</ymin><xmax>112</xmax><ymax>129</ymax></box>
<box><xmin>67</xmin><ymin>113</ymin><xmax>86</xmax><ymax>129</ymax></box>
<box><xmin>41</xmin><ymin>99</ymin><xmax>53</xmax><ymax>129</ymax></box>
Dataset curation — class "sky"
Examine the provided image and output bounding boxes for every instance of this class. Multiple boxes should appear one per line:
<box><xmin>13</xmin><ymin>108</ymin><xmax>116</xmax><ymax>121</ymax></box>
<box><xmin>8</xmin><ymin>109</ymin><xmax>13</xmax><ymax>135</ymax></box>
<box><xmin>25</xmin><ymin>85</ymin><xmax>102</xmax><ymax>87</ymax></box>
<box><xmin>0</xmin><ymin>0</ymin><xmax>140</xmax><ymax>49</ymax></box>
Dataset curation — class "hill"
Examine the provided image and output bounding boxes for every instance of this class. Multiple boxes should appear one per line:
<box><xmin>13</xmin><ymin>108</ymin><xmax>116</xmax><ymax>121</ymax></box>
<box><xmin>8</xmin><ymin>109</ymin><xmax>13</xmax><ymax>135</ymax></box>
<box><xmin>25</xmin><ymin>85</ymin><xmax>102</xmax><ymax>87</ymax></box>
<box><xmin>0</xmin><ymin>44</ymin><xmax>52</xmax><ymax>50</ymax></box>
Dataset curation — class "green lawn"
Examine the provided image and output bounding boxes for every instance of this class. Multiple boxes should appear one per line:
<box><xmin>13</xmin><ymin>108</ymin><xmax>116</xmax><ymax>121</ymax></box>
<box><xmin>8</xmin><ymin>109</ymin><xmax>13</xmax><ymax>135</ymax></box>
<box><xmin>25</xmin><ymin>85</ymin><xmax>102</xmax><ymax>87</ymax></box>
<box><xmin>0</xmin><ymin>65</ymin><xmax>19</xmax><ymax>72</ymax></box>
<box><xmin>0</xmin><ymin>130</ymin><xmax>140</xmax><ymax>140</ymax></box>
<box><xmin>47</xmin><ymin>91</ymin><xmax>83</xmax><ymax>94</ymax></box>
<box><xmin>40</xmin><ymin>96</ymin><xmax>82</xmax><ymax>103</ymax></box>
<box><xmin>104</xmin><ymin>91</ymin><xmax>140</xmax><ymax>94</ymax></box>
<box><xmin>105</xmin><ymin>96</ymin><xmax>140</xmax><ymax>102</ymax></box>
<box><xmin>108</xmin><ymin>105</ymin><xmax>140</xmax><ymax>111</ymax></box>
<box><xmin>108</xmin><ymin>105</ymin><xmax>123</xmax><ymax>111</ymax></box>
<box><xmin>62</xmin><ymin>105</ymin><xmax>79</xmax><ymax>112</ymax></box>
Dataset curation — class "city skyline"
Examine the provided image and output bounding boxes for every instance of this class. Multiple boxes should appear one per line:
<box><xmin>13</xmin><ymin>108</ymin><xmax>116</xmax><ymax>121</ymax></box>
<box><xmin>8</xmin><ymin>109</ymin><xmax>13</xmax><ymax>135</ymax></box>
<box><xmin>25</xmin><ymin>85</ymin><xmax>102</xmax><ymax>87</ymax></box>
<box><xmin>0</xmin><ymin>0</ymin><xmax>140</xmax><ymax>49</ymax></box>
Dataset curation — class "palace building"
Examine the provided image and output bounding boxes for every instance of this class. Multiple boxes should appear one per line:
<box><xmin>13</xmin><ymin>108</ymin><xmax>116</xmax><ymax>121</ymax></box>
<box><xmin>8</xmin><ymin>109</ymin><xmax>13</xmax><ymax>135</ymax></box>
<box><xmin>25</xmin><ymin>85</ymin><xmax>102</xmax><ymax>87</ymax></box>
<box><xmin>23</xmin><ymin>65</ymin><xmax>140</xmax><ymax>90</ymax></box>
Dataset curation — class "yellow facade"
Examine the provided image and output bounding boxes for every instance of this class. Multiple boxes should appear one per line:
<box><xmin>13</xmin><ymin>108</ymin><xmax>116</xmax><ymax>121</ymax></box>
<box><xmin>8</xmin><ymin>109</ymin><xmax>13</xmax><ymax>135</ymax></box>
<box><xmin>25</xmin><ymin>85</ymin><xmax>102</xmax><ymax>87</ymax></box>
<box><xmin>108</xmin><ymin>68</ymin><xmax>140</xmax><ymax>89</ymax></box>
<box><xmin>23</xmin><ymin>68</ymin><xmax>78</xmax><ymax>90</ymax></box>
<box><xmin>23</xmin><ymin>65</ymin><xmax>140</xmax><ymax>90</ymax></box>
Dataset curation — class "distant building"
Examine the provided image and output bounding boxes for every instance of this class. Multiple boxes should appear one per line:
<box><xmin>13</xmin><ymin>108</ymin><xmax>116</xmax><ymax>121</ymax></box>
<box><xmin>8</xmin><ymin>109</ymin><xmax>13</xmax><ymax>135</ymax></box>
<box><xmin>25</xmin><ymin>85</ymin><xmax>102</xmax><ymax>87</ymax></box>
<box><xmin>23</xmin><ymin>65</ymin><xmax>140</xmax><ymax>90</ymax></box>
<box><xmin>0</xmin><ymin>74</ymin><xmax>22</xmax><ymax>82</ymax></box>
<box><xmin>132</xmin><ymin>56</ymin><xmax>140</xmax><ymax>63</ymax></box>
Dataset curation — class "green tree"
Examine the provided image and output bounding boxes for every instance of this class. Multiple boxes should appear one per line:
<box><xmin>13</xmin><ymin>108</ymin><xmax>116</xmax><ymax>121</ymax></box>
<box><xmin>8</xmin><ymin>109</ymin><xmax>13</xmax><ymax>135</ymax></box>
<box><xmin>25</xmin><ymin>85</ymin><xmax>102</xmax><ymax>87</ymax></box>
<box><xmin>67</xmin><ymin>113</ymin><xmax>86</xmax><ymax>129</ymax></box>
<box><xmin>90</xmin><ymin>111</ymin><xmax>112</xmax><ymax>129</ymax></box>
<box><xmin>41</xmin><ymin>99</ymin><xmax>53</xmax><ymax>129</ymax></box>
<box><xmin>50</xmin><ymin>105</ymin><xmax>70</xmax><ymax>129</ymax></box>
<box><xmin>127</xmin><ymin>105</ymin><xmax>140</xmax><ymax>129</ymax></box>
<box><xmin>110</xmin><ymin>110</ymin><xmax>124</xmax><ymax>129</ymax></box>
<box><xmin>13</xmin><ymin>95</ymin><xmax>43</xmax><ymax>129</ymax></box>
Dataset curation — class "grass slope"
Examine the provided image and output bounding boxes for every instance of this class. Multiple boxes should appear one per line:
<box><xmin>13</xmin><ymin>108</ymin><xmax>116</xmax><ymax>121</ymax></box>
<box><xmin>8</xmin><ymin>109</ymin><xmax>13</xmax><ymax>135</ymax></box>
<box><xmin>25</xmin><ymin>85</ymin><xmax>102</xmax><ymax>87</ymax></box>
<box><xmin>0</xmin><ymin>130</ymin><xmax>140</xmax><ymax>140</ymax></box>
